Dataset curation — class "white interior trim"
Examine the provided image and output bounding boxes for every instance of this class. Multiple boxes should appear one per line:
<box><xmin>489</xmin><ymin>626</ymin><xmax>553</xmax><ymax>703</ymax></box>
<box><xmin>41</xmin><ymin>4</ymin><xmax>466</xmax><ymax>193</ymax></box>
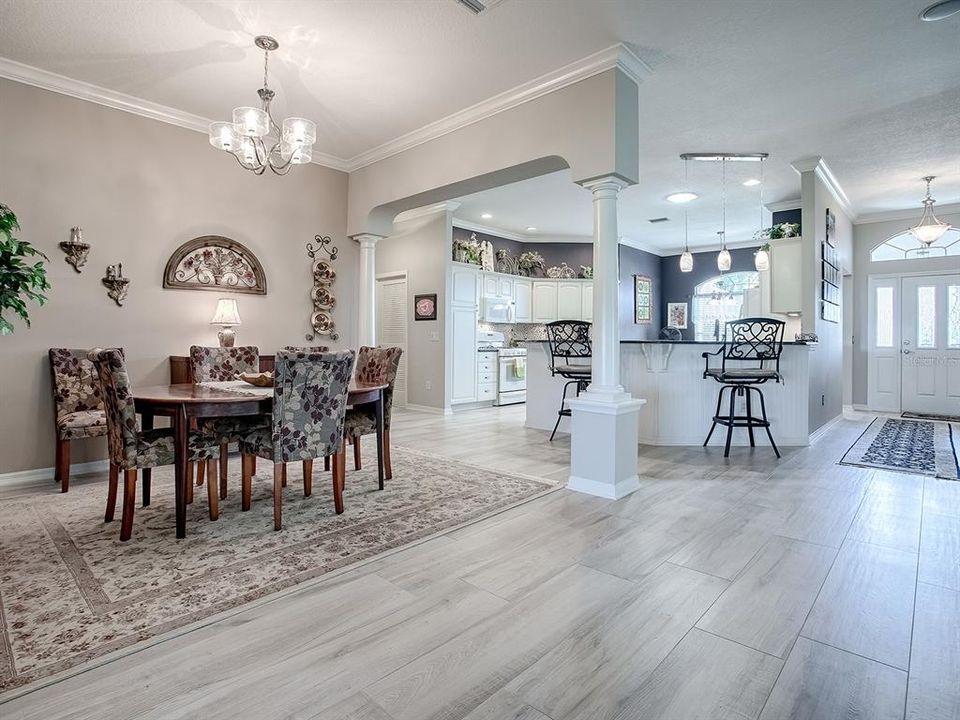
<box><xmin>854</xmin><ymin>202</ymin><xmax>960</xmax><ymax>226</ymax></box>
<box><xmin>791</xmin><ymin>156</ymin><xmax>854</xmax><ymax>219</ymax></box>
<box><xmin>808</xmin><ymin>413</ymin><xmax>843</xmax><ymax>445</ymax></box>
<box><xmin>394</xmin><ymin>202</ymin><xmax>460</xmax><ymax>223</ymax></box>
<box><xmin>766</xmin><ymin>198</ymin><xmax>802</xmax><ymax>213</ymax></box>
<box><xmin>0</xmin><ymin>459</ymin><xmax>110</xmax><ymax>488</ymax></box>
<box><xmin>453</xmin><ymin>219</ymin><xmax>531</xmax><ymax>242</ymax></box>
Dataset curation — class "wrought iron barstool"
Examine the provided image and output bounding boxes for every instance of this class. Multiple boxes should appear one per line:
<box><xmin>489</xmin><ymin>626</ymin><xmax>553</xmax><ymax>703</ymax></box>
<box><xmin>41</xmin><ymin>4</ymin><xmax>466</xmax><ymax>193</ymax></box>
<box><xmin>545</xmin><ymin>320</ymin><xmax>592</xmax><ymax>442</ymax></box>
<box><xmin>702</xmin><ymin>317</ymin><xmax>785</xmax><ymax>458</ymax></box>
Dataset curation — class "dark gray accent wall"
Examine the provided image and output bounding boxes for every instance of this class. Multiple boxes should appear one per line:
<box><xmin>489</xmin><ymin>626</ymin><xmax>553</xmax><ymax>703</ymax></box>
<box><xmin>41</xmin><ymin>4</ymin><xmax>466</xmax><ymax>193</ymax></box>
<box><xmin>772</xmin><ymin>208</ymin><xmax>802</xmax><ymax>230</ymax></box>
<box><xmin>659</xmin><ymin>246</ymin><xmax>760</xmax><ymax>340</ymax></box>
<box><xmin>619</xmin><ymin>245</ymin><xmax>662</xmax><ymax>340</ymax></box>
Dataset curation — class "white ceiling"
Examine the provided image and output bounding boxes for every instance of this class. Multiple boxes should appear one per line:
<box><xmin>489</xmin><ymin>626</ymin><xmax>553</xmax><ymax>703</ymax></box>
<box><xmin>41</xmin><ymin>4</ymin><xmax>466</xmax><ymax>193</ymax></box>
<box><xmin>1</xmin><ymin>0</ymin><xmax>958</xmax><ymax>249</ymax></box>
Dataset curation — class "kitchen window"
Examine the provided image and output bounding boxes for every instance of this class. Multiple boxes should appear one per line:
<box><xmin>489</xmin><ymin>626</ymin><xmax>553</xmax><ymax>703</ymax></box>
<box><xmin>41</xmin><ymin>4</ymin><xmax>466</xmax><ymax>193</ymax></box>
<box><xmin>691</xmin><ymin>271</ymin><xmax>761</xmax><ymax>341</ymax></box>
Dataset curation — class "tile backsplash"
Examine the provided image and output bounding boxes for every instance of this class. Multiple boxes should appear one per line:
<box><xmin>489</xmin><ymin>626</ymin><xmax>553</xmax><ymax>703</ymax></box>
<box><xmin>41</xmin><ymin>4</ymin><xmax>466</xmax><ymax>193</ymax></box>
<box><xmin>481</xmin><ymin>322</ymin><xmax>547</xmax><ymax>346</ymax></box>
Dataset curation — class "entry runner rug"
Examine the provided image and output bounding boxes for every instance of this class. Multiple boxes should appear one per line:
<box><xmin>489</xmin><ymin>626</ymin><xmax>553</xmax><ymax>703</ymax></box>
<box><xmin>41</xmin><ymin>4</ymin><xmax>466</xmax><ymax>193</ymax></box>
<box><xmin>0</xmin><ymin>446</ymin><xmax>559</xmax><ymax>692</ymax></box>
<box><xmin>840</xmin><ymin>417</ymin><xmax>959</xmax><ymax>480</ymax></box>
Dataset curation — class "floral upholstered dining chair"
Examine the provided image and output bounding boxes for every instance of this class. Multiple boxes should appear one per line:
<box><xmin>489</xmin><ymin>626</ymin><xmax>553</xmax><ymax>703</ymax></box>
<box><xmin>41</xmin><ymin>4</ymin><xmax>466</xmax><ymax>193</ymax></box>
<box><xmin>49</xmin><ymin>348</ymin><xmax>110</xmax><ymax>492</ymax></box>
<box><xmin>343</xmin><ymin>346</ymin><xmax>403</xmax><ymax>479</ymax></box>
<box><xmin>89</xmin><ymin>349</ymin><xmax>220</xmax><ymax>541</ymax></box>
<box><xmin>188</xmin><ymin>345</ymin><xmax>266</xmax><ymax>498</ymax></box>
<box><xmin>238</xmin><ymin>349</ymin><xmax>355</xmax><ymax>530</ymax></box>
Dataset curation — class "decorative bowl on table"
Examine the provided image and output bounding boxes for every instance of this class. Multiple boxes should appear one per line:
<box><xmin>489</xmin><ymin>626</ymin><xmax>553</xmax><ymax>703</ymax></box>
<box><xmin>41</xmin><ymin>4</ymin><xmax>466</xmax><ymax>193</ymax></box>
<box><xmin>237</xmin><ymin>371</ymin><xmax>274</xmax><ymax>387</ymax></box>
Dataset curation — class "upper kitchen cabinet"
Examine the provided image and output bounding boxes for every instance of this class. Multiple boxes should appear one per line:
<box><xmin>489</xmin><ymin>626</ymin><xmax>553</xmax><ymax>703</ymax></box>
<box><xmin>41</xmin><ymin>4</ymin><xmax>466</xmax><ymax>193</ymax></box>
<box><xmin>532</xmin><ymin>281</ymin><xmax>558</xmax><ymax>322</ymax></box>
<box><xmin>557</xmin><ymin>281</ymin><xmax>583</xmax><ymax>320</ymax></box>
<box><xmin>451</xmin><ymin>263</ymin><xmax>480</xmax><ymax>306</ymax></box>
<box><xmin>514</xmin><ymin>279</ymin><xmax>532</xmax><ymax>323</ymax></box>
<box><xmin>481</xmin><ymin>273</ymin><xmax>499</xmax><ymax>298</ymax></box>
<box><xmin>768</xmin><ymin>237</ymin><xmax>803</xmax><ymax>315</ymax></box>
<box><xmin>581</xmin><ymin>282</ymin><xmax>593</xmax><ymax>321</ymax></box>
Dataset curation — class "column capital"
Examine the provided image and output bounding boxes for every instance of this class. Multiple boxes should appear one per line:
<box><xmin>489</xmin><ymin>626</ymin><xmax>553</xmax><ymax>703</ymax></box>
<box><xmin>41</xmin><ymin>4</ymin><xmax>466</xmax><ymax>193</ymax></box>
<box><xmin>352</xmin><ymin>233</ymin><xmax>383</xmax><ymax>248</ymax></box>
<box><xmin>579</xmin><ymin>175</ymin><xmax>633</xmax><ymax>196</ymax></box>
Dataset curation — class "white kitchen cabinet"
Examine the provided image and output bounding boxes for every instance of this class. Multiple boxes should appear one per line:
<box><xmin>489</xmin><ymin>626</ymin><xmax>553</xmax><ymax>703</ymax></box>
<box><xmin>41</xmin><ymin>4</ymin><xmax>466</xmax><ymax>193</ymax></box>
<box><xmin>581</xmin><ymin>282</ymin><xmax>593</xmax><ymax>321</ymax></box>
<box><xmin>514</xmin><ymin>279</ymin><xmax>532</xmax><ymax>323</ymax></box>
<box><xmin>532</xmin><ymin>281</ymin><xmax>558</xmax><ymax>323</ymax></box>
<box><xmin>769</xmin><ymin>237</ymin><xmax>803</xmax><ymax>315</ymax></box>
<box><xmin>450</xmin><ymin>304</ymin><xmax>478</xmax><ymax>404</ymax></box>
<box><xmin>557</xmin><ymin>281</ymin><xmax>583</xmax><ymax>320</ymax></box>
<box><xmin>497</xmin><ymin>275</ymin><xmax>514</xmax><ymax>299</ymax></box>
<box><xmin>451</xmin><ymin>264</ymin><xmax>480</xmax><ymax>306</ymax></box>
<box><xmin>481</xmin><ymin>273</ymin><xmax>499</xmax><ymax>298</ymax></box>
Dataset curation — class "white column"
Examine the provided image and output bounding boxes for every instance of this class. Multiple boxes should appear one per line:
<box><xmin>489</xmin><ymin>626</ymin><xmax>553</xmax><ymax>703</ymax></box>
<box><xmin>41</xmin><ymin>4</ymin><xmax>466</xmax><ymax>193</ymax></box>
<box><xmin>354</xmin><ymin>233</ymin><xmax>381</xmax><ymax>347</ymax></box>
<box><xmin>566</xmin><ymin>176</ymin><xmax>645</xmax><ymax>500</ymax></box>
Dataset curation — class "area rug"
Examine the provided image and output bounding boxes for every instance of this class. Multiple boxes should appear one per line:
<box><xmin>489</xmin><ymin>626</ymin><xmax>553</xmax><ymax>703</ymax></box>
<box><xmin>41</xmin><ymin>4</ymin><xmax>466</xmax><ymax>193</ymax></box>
<box><xmin>840</xmin><ymin>417</ymin><xmax>959</xmax><ymax>480</ymax></box>
<box><xmin>0</xmin><ymin>446</ymin><xmax>559</xmax><ymax>692</ymax></box>
<box><xmin>902</xmin><ymin>411</ymin><xmax>960</xmax><ymax>423</ymax></box>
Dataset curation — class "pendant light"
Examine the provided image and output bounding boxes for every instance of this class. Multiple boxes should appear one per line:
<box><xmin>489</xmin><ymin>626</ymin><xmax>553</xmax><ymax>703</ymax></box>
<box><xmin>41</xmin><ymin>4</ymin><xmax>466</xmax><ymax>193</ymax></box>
<box><xmin>717</xmin><ymin>157</ymin><xmax>731</xmax><ymax>271</ymax></box>
<box><xmin>754</xmin><ymin>157</ymin><xmax>770</xmax><ymax>271</ymax></box>
<box><xmin>680</xmin><ymin>155</ymin><xmax>694</xmax><ymax>272</ymax></box>
<box><xmin>909</xmin><ymin>176</ymin><xmax>951</xmax><ymax>246</ymax></box>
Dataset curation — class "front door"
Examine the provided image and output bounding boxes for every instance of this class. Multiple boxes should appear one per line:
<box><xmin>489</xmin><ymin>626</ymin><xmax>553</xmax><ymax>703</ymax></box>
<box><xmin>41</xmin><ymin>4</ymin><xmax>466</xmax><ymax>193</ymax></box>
<box><xmin>900</xmin><ymin>273</ymin><xmax>960</xmax><ymax>415</ymax></box>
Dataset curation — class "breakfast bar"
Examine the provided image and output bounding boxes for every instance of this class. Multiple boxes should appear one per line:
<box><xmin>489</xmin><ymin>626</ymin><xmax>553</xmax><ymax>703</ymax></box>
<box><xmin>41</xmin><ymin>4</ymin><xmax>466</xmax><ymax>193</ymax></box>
<box><xmin>525</xmin><ymin>339</ymin><xmax>817</xmax><ymax>447</ymax></box>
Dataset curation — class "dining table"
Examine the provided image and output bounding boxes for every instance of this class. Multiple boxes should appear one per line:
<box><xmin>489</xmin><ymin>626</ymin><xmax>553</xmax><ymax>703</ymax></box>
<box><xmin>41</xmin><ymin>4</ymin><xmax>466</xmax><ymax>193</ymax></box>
<box><xmin>132</xmin><ymin>380</ymin><xmax>388</xmax><ymax>539</ymax></box>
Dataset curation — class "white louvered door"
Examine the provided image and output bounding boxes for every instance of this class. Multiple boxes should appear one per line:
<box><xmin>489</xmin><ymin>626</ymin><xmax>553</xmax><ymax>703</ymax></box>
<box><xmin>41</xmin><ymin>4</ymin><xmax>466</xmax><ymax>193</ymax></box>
<box><xmin>376</xmin><ymin>275</ymin><xmax>408</xmax><ymax>407</ymax></box>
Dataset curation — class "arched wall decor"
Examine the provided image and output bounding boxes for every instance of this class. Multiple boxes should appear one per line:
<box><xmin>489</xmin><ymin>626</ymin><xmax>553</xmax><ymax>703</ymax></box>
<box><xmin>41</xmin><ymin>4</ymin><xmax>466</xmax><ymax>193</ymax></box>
<box><xmin>163</xmin><ymin>236</ymin><xmax>267</xmax><ymax>295</ymax></box>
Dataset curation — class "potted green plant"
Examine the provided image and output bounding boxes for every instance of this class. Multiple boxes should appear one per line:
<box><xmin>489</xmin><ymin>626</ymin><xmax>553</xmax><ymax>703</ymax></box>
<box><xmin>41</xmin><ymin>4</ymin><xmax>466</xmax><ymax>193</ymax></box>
<box><xmin>1</xmin><ymin>203</ymin><xmax>50</xmax><ymax>335</ymax></box>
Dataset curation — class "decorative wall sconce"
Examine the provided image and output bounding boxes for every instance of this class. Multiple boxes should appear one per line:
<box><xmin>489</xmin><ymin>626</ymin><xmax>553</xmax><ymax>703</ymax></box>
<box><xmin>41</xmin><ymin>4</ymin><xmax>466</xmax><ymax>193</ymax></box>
<box><xmin>102</xmin><ymin>263</ymin><xmax>129</xmax><ymax>306</ymax></box>
<box><xmin>306</xmin><ymin>234</ymin><xmax>339</xmax><ymax>342</ymax></box>
<box><xmin>59</xmin><ymin>227</ymin><xmax>90</xmax><ymax>272</ymax></box>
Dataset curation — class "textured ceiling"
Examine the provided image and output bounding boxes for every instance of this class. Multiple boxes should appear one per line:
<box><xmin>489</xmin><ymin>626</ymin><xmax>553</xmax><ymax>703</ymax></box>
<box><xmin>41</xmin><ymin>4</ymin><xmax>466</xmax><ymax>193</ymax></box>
<box><xmin>1</xmin><ymin>0</ymin><xmax>958</xmax><ymax>248</ymax></box>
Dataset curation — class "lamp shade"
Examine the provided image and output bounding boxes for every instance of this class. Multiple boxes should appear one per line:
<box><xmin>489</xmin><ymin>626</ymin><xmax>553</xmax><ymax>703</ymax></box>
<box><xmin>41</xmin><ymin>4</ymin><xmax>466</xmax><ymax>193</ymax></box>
<box><xmin>754</xmin><ymin>248</ymin><xmax>770</xmax><ymax>271</ymax></box>
<box><xmin>680</xmin><ymin>250</ymin><xmax>694</xmax><ymax>273</ymax></box>
<box><xmin>210</xmin><ymin>298</ymin><xmax>242</xmax><ymax>326</ymax></box>
<box><xmin>717</xmin><ymin>248</ymin><xmax>732</xmax><ymax>272</ymax></box>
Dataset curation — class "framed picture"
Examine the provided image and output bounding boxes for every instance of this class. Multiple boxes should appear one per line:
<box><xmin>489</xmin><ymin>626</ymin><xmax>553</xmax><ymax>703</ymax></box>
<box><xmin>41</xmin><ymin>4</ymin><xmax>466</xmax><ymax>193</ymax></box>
<box><xmin>414</xmin><ymin>293</ymin><xmax>437</xmax><ymax>321</ymax></box>
<box><xmin>634</xmin><ymin>275</ymin><xmax>652</xmax><ymax>324</ymax></box>
<box><xmin>825</xmin><ymin>208</ymin><xmax>836</xmax><ymax>243</ymax></box>
<box><xmin>666</xmin><ymin>302</ymin><xmax>688</xmax><ymax>329</ymax></box>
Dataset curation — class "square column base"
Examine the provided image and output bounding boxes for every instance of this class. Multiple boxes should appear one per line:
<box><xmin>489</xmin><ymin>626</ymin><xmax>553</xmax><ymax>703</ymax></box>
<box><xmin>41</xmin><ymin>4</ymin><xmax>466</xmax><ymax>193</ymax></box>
<box><xmin>566</xmin><ymin>395</ymin><xmax>646</xmax><ymax>500</ymax></box>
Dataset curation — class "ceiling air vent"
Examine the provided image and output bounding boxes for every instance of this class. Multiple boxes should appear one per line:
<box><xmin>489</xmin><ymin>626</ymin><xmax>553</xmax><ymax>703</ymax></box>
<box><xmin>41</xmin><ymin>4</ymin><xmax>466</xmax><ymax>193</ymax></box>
<box><xmin>453</xmin><ymin>0</ymin><xmax>507</xmax><ymax>14</ymax></box>
<box><xmin>648</xmin><ymin>217</ymin><xmax>670</xmax><ymax>224</ymax></box>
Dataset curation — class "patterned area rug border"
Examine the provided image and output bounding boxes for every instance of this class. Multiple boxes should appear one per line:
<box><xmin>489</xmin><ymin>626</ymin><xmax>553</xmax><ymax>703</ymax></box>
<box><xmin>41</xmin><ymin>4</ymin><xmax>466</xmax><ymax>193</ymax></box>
<box><xmin>0</xmin><ymin>446</ymin><xmax>563</xmax><ymax>699</ymax></box>
<box><xmin>839</xmin><ymin>416</ymin><xmax>959</xmax><ymax>481</ymax></box>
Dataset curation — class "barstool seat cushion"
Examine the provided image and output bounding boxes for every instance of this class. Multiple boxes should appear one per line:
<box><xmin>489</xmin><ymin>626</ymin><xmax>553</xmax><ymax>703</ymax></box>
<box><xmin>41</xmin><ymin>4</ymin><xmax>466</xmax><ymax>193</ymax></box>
<box><xmin>706</xmin><ymin>368</ymin><xmax>780</xmax><ymax>382</ymax></box>
<box><xmin>553</xmin><ymin>364</ymin><xmax>592</xmax><ymax>376</ymax></box>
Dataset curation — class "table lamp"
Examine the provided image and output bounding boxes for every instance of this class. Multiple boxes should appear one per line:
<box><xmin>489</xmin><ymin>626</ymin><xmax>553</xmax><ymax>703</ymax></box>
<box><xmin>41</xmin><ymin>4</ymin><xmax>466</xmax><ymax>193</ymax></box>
<box><xmin>210</xmin><ymin>298</ymin><xmax>241</xmax><ymax>347</ymax></box>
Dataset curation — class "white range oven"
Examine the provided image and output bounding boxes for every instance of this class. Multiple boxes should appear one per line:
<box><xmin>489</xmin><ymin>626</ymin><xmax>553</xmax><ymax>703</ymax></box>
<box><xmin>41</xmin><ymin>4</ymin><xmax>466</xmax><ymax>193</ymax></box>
<box><xmin>495</xmin><ymin>347</ymin><xmax>527</xmax><ymax>406</ymax></box>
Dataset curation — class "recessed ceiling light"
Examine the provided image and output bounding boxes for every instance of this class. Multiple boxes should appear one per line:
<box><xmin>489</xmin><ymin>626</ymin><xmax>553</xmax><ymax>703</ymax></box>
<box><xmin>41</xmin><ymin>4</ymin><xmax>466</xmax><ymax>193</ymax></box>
<box><xmin>666</xmin><ymin>192</ymin><xmax>698</xmax><ymax>204</ymax></box>
<box><xmin>480</xmin><ymin>212</ymin><xmax>492</xmax><ymax>219</ymax></box>
<box><xmin>743</xmin><ymin>179</ymin><xmax>761</xmax><ymax>187</ymax></box>
<box><xmin>920</xmin><ymin>0</ymin><xmax>960</xmax><ymax>21</ymax></box>
<box><xmin>526</xmin><ymin>226</ymin><xmax>537</xmax><ymax>232</ymax></box>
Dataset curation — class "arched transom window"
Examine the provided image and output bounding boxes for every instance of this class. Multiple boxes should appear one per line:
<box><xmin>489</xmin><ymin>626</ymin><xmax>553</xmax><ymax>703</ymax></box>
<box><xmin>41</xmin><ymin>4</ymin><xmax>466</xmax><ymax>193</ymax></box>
<box><xmin>691</xmin><ymin>271</ymin><xmax>760</xmax><ymax>341</ymax></box>
<box><xmin>870</xmin><ymin>228</ymin><xmax>960</xmax><ymax>262</ymax></box>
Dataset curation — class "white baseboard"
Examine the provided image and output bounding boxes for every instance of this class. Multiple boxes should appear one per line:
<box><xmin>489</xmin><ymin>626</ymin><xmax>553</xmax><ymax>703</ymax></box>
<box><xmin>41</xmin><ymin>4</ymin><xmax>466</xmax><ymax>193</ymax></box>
<box><xmin>852</xmin><ymin>404</ymin><xmax>872</xmax><ymax>412</ymax></box>
<box><xmin>0</xmin><ymin>459</ymin><xmax>110</xmax><ymax>488</ymax></box>
<box><xmin>403</xmin><ymin>403</ymin><xmax>453</xmax><ymax>416</ymax></box>
<box><xmin>808</xmin><ymin>413</ymin><xmax>844</xmax><ymax>445</ymax></box>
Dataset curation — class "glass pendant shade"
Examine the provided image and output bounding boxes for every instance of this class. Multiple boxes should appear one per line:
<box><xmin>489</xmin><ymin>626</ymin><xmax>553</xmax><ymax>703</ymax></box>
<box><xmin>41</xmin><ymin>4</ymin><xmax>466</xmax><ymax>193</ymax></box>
<box><xmin>717</xmin><ymin>248</ymin><xmax>731</xmax><ymax>271</ymax></box>
<box><xmin>680</xmin><ymin>250</ymin><xmax>693</xmax><ymax>272</ymax></box>
<box><xmin>910</xmin><ymin>176</ymin><xmax>952</xmax><ymax>246</ymax></box>
<box><xmin>754</xmin><ymin>248</ymin><xmax>770</xmax><ymax>271</ymax></box>
<box><xmin>208</xmin><ymin>121</ymin><xmax>238</xmax><ymax>151</ymax></box>
<box><xmin>234</xmin><ymin>106</ymin><xmax>269</xmax><ymax>138</ymax></box>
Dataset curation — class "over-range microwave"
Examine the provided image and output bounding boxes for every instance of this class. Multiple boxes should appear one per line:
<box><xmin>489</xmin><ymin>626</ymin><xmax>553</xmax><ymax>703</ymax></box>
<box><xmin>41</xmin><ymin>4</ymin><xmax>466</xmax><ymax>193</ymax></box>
<box><xmin>481</xmin><ymin>295</ymin><xmax>515</xmax><ymax>324</ymax></box>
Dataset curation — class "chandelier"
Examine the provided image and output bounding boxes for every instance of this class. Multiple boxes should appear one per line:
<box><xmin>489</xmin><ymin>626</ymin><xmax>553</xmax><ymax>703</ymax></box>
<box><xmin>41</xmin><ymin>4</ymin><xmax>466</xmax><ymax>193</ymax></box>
<box><xmin>208</xmin><ymin>36</ymin><xmax>316</xmax><ymax>175</ymax></box>
<box><xmin>909</xmin><ymin>176</ymin><xmax>951</xmax><ymax>246</ymax></box>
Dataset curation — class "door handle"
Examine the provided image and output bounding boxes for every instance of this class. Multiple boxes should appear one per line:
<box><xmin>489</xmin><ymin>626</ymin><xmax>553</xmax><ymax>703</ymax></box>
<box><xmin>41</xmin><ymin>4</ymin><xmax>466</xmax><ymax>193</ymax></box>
<box><xmin>903</xmin><ymin>349</ymin><xmax>912</xmax><ymax>355</ymax></box>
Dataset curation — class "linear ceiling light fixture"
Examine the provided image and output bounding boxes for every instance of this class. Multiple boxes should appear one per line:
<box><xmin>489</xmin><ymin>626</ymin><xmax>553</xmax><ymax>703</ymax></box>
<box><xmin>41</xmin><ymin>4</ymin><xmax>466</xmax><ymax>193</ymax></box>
<box><xmin>680</xmin><ymin>153</ymin><xmax>769</xmax><ymax>162</ymax></box>
<box><xmin>209</xmin><ymin>36</ymin><xmax>317</xmax><ymax>175</ymax></box>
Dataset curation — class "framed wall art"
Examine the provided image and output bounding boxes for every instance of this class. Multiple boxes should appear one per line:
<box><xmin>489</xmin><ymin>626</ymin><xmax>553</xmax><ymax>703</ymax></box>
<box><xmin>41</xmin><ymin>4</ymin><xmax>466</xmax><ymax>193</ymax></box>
<box><xmin>163</xmin><ymin>236</ymin><xmax>267</xmax><ymax>295</ymax></box>
<box><xmin>634</xmin><ymin>275</ymin><xmax>652</xmax><ymax>324</ymax></box>
<box><xmin>414</xmin><ymin>293</ymin><xmax>437</xmax><ymax>321</ymax></box>
<box><xmin>666</xmin><ymin>302</ymin><xmax>688</xmax><ymax>329</ymax></box>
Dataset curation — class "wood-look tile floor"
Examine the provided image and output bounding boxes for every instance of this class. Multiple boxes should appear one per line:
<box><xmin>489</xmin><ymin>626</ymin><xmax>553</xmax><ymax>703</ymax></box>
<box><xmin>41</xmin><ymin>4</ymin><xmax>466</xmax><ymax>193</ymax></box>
<box><xmin>2</xmin><ymin>407</ymin><xmax>958</xmax><ymax>720</ymax></box>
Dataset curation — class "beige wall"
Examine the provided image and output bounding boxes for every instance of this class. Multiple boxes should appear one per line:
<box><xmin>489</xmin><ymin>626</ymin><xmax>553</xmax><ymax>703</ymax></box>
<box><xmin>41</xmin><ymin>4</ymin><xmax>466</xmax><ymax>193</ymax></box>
<box><xmin>0</xmin><ymin>78</ymin><xmax>351</xmax><ymax>474</ymax></box>
<box><xmin>377</xmin><ymin>210</ymin><xmax>451</xmax><ymax>410</ymax></box>
<box><xmin>850</xmin><ymin>210</ymin><xmax>960</xmax><ymax>406</ymax></box>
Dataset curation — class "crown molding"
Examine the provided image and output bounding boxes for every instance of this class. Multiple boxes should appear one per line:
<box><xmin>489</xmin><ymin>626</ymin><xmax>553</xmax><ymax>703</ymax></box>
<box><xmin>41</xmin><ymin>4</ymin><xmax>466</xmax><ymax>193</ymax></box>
<box><xmin>619</xmin><ymin>236</ymin><xmax>664</xmax><ymax>255</ymax></box>
<box><xmin>393</xmin><ymin>201</ymin><xmax>461</xmax><ymax>223</ymax></box>
<box><xmin>765</xmin><ymin>198</ymin><xmax>802</xmax><ymax>213</ymax></box>
<box><xmin>656</xmin><ymin>237</ymin><xmax>762</xmax><ymax>257</ymax></box>
<box><xmin>452</xmin><ymin>219</ymin><xmax>531</xmax><ymax>242</ymax></box>
<box><xmin>854</xmin><ymin>201</ymin><xmax>960</xmax><ymax>226</ymax></box>
<box><xmin>0</xmin><ymin>56</ymin><xmax>353</xmax><ymax>172</ymax></box>
<box><xmin>790</xmin><ymin>156</ymin><xmax>854</xmax><ymax>219</ymax></box>
<box><xmin>346</xmin><ymin>43</ymin><xmax>652</xmax><ymax>171</ymax></box>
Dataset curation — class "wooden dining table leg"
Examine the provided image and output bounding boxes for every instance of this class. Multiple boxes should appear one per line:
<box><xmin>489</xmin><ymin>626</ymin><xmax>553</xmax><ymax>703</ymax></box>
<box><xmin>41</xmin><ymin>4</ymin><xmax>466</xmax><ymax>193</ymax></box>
<box><xmin>241</xmin><ymin>454</ymin><xmax>252</xmax><ymax>511</ymax></box>
<box><xmin>353</xmin><ymin>436</ymin><xmax>361</xmax><ymax>471</ymax></box>
<box><xmin>105</xmin><ymin>463</ymin><xmax>119</xmax><ymax>522</ymax></box>
<box><xmin>374</xmin><ymin>391</ymin><xmax>385</xmax><ymax>491</ymax></box>
<box><xmin>219</xmin><ymin>444</ymin><xmax>229</xmax><ymax>499</ymax></box>
<box><xmin>206</xmin><ymin>458</ymin><xmax>219</xmax><ymax>521</ymax></box>
<box><xmin>140</xmin><ymin>412</ymin><xmax>153</xmax><ymax>506</ymax></box>
<box><xmin>173</xmin><ymin>404</ymin><xmax>189</xmax><ymax>539</ymax></box>
<box><xmin>186</xmin><ymin>462</ymin><xmax>194</xmax><ymax>505</ymax></box>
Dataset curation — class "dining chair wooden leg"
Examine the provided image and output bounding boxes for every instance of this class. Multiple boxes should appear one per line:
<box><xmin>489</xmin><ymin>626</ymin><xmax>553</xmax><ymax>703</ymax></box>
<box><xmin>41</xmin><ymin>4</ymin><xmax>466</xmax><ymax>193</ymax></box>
<box><xmin>219</xmin><ymin>444</ymin><xmax>229</xmax><ymax>500</ymax></box>
<box><xmin>186</xmin><ymin>462</ymin><xmax>195</xmax><ymax>504</ymax></box>
<box><xmin>332</xmin><ymin>446</ymin><xmax>345</xmax><ymax>515</ymax></box>
<box><xmin>273</xmin><ymin>463</ymin><xmax>283</xmax><ymax>531</ymax></box>
<box><xmin>353</xmin><ymin>436</ymin><xmax>362</xmax><ymax>471</ymax></box>
<box><xmin>324</xmin><ymin>456</ymin><xmax>330</xmax><ymax>472</ymax></box>
<box><xmin>119</xmin><ymin>468</ymin><xmax>138</xmax><ymax>541</ymax></box>
<box><xmin>280</xmin><ymin>462</ymin><xmax>287</xmax><ymax>488</ymax></box>
<box><xmin>206</xmin><ymin>458</ymin><xmax>220</xmax><ymax>521</ymax></box>
<box><xmin>241</xmin><ymin>454</ymin><xmax>252</xmax><ymax>511</ymax></box>
<box><xmin>196</xmin><ymin>459</ymin><xmax>205</xmax><ymax>487</ymax></box>
<box><xmin>56</xmin><ymin>438</ymin><xmax>71</xmax><ymax>493</ymax></box>
<box><xmin>384</xmin><ymin>428</ymin><xmax>393</xmax><ymax>481</ymax></box>
<box><xmin>105</xmin><ymin>463</ymin><xmax>119</xmax><ymax>522</ymax></box>
<box><xmin>302</xmin><ymin>459</ymin><xmax>313</xmax><ymax>497</ymax></box>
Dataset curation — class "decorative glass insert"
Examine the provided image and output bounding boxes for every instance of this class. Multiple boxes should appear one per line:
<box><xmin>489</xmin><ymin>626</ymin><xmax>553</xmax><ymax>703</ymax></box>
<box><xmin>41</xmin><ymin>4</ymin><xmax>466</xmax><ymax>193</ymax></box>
<box><xmin>692</xmin><ymin>271</ymin><xmax>761</xmax><ymax>341</ymax></box>
<box><xmin>917</xmin><ymin>286</ymin><xmax>936</xmax><ymax>348</ymax></box>
<box><xmin>948</xmin><ymin>285</ymin><xmax>960</xmax><ymax>348</ymax></box>
<box><xmin>876</xmin><ymin>286</ymin><xmax>894</xmax><ymax>348</ymax></box>
<box><xmin>870</xmin><ymin>228</ymin><xmax>960</xmax><ymax>262</ymax></box>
